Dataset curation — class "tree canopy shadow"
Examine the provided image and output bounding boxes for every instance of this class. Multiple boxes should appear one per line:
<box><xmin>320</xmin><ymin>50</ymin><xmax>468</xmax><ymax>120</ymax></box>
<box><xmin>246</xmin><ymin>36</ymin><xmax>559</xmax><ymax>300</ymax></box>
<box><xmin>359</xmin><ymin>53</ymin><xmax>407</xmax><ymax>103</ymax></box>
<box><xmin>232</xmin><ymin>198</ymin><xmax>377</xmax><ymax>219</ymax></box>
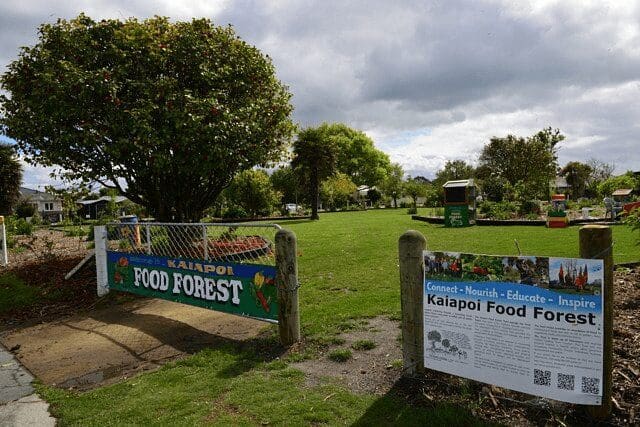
<box><xmin>351</xmin><ymin>376</ymin><xmax>492</xmax><ymax>427</ymax></box>
<box><xmin>85</xmin><ymin>304</ymin><xmax>287</xmax><ymax>380</ymax></box>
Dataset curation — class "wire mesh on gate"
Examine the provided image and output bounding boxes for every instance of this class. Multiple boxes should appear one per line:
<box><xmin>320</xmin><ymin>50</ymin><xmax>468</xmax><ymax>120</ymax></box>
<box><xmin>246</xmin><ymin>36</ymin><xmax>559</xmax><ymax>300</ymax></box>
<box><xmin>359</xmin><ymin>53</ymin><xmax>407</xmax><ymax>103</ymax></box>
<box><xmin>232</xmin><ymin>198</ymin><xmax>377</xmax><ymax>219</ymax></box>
<box><xmin>105</xmin><ymin>222</ymin><xmax>281</xmax><ymax>266</ymax></box>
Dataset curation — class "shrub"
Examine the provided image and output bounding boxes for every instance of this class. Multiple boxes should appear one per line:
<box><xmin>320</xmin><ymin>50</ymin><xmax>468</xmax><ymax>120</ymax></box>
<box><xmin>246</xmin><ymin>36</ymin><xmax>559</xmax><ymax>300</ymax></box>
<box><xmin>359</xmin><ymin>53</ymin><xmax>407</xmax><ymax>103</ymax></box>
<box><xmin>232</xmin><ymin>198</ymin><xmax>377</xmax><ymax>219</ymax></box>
<box><xmin>64</xmin><ymin>226</ymin><xmax>87</xmax><ymax>237</ymax></box>
<box><xmin>625</xmin><ymin>208</ymin><xmax>640</xmax><ymax>245</ymax></box>
<box><xmin>577</xmin><ymin>198</ymin><xmax>595</xmax><ymax>209</ymax></box>
<box><xmin>479</xmin><ymin>201</ymin><xmax>517</xmax><ymax>219</ymax></box>
<box><xmin>30</xmin><ymin>210</ymin><xmax>43</xmax><ymax>226</ymax></box>
<box><xmin>14</xmin><ymin>218</ymin><xmax>33</xmax><ymax>235</ymax></box>
<box><xmin>518</xmin><ymin>200</ymin><xmax>540</xmax><ymax>216</ymax></box>
<box><xmin>14</xmin><ymin>199</ymin><xmax>36</xmax><ymax>219</ymax></box>
<box><xmin>406</xmin><ymin>206</ymin><xmax>417</xmax><ymax>215</ymax></box>
<box><xmin>328</xmin><ymin>348</ymin><xmax>352</xmax><ymax>362</ymax></box>
<box><xmin>352</xmin><ymin>339</ymin><xmax>376</xmax><ymax>351</ymax></box>
<box><xmin>222</xmin><ymin>206</ymin><xmax>249</xmax><ymax>219</ymax></box>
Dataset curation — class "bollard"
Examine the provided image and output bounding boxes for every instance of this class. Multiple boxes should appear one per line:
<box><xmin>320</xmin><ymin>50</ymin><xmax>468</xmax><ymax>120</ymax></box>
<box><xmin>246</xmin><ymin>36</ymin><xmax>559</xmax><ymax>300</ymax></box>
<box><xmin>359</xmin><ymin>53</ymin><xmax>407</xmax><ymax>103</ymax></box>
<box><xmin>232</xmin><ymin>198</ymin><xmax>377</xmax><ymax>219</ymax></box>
<box><xmin>275</xmin><ymin>228</ymin><xmax>301</xmax><ymax>346</ymax></box>
<box><xmin>579</xmin><ymin>225</ymin><xmax>613</xmax><ymax>420</ymax></box>
<box><xmin>399</xmin><ymin>230</ymin><xmax>427</xmax><ymax>375</ymax></box>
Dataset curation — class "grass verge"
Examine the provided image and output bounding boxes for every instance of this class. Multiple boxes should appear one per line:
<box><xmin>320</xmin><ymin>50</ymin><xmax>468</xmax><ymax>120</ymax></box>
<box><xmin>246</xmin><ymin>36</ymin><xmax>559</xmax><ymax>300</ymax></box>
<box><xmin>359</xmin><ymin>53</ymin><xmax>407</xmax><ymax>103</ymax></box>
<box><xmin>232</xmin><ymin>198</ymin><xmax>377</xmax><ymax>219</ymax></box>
<box><xmin>0</xmin><ymin>273</ymin><xmax>39</xmax><ymax>313</ymax></box>
<box><xmin>38</xmin><ymin>345</ymin><xmax>488</xmax><ymax>426</ymax></box>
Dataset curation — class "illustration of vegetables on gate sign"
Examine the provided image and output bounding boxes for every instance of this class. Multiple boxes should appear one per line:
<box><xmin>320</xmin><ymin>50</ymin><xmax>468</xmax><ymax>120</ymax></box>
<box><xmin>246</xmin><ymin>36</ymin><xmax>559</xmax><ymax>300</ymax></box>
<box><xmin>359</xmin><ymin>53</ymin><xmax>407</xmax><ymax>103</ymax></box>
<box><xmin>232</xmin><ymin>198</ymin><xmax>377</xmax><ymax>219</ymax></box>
<box><xmin>113</xmin><ymin>256</ymin><xmax>131</xmax><ymax>284</ymax></box>
<box><xmin>251</xmin><ymin>271</ymin><xmax>277</xmax><ymax>313</ymax></box>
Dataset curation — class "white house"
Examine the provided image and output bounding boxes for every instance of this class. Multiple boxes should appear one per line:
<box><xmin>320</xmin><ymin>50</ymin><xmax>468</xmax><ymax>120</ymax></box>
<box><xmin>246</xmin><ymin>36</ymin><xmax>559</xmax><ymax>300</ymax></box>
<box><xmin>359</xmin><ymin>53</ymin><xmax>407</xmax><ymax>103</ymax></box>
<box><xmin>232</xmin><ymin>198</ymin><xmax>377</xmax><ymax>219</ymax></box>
<box><xmin>19</xmin><ymin>187</ymin><xmax>63</xmax><ymax>222</ymax></box>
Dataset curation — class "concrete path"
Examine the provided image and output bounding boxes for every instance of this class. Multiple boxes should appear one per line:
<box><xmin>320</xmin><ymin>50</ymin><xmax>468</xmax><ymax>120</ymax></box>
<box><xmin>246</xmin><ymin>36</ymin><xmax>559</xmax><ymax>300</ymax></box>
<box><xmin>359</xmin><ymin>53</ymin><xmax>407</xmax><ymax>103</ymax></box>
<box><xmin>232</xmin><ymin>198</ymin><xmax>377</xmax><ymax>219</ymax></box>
<box><xmin>0</xmin><ymin>344</ymin><xmax>55</xmax><ymax>426</ymax></box>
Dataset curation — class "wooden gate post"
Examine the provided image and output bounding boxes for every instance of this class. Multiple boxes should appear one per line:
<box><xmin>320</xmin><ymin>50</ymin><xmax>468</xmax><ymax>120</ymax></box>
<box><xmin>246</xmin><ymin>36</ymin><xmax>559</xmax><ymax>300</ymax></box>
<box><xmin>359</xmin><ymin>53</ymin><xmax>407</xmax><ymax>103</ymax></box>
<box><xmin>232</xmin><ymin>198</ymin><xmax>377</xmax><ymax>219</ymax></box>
<box><xmin>399</xmin><ymin>230</ymin><xmax>427</xmax><ymax>375</ymax></box>
<box><xmin>0</xmin><ymin>216</ymin><xmax>7</xmax><ymax>267</ymax></box>
<box><xmin>276</xmin><ymin>228</ymin><xmax>300</xmax><ymax>346</ymax></box>
<box><xmin>94</xmin><ymin>225</ymin><xmax>110</xmax><ymax>297</ymax></box>
<box><xmin>579</xmin><ymin>225</ymin><xmax>613</xmax><ymax>420</ymax></box>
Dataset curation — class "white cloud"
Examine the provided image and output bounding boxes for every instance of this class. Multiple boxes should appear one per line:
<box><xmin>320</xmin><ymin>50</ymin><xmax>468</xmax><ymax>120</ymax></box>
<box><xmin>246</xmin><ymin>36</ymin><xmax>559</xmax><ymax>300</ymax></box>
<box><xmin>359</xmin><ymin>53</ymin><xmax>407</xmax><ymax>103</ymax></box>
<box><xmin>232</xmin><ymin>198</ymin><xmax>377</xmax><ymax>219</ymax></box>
<box><xmin>0</xmin><ymin>0</ymin><xmax>639</xmax><ymax>185</ymax></box>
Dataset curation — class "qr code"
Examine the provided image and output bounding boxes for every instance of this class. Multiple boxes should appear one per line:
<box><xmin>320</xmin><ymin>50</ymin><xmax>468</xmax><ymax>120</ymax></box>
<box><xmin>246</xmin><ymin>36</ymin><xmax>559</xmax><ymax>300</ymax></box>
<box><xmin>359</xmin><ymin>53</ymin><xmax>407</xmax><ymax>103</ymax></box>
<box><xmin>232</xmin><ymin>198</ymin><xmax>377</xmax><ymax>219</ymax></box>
<box><xmin>557</xmin><ymin>373</ymin><xmax>575</xmax><ymax>390</ymax></box>
<box><xmin>581</xmin><ymin>377</ymin><xmax>600</xmax><ymax>394</ymax></box>
<box><xmin>534</xmin><ymin>369</ymin><xmax>551</xmax><ymax>386</ymax></box>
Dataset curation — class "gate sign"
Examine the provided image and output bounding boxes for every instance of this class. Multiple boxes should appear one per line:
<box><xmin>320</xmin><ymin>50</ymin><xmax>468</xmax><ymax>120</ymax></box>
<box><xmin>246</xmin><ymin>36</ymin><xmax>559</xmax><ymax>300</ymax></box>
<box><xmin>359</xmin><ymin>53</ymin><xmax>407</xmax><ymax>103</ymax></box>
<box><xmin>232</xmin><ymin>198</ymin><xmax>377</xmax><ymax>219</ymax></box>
<box><xmin>107</xmin><ymin>252</ymin><xmax>278</xmax><ymax>322</ymax></box>
<box><xmin>423</xmin><ymin>251</ymin><xmax>604</xmax><ymax>405</ymax></box>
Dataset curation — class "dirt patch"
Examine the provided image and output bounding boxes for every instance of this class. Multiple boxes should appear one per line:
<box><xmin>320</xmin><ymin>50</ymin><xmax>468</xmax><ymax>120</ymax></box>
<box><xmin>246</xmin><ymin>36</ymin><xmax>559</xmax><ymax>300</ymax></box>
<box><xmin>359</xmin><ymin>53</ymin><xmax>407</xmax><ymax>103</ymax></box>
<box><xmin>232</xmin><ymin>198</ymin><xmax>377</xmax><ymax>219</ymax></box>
<box><xmin>292</xmin><ymin>317</ymin><xmax>404</xmax><ymax>395</ymax></box>
<box><xmin>291</xmin><ymin>267</ymin><xmax>640</xmax><ymax>426</ymax></box>
<box><xmin>1</xmin><ymin>230</ymin><xmax>270</xmax><ymax>390</ymax></box>
<box><xmin>0</xmin><ymin>298</ymin><xmax>267</xmax><ymax>390</ymax></box>
<box><xmin>6</xmin><ymin>229</ymin><xmax>90</xmax><ymax>267</ymax></box>
<box><xmin>1</xmin><ymin>229</ymin><xmax>97</xmax><ymax>325</ymax></box>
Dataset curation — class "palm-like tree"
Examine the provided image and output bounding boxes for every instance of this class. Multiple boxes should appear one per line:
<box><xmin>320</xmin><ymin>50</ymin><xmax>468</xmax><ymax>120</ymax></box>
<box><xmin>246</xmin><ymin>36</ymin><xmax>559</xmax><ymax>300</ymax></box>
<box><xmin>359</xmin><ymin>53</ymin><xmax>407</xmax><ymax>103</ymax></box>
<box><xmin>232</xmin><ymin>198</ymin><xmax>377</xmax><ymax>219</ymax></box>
<box><xmin>292</xmin><ymin>127</ymin><xmax>338</xmax><ymax>220</ymax></box>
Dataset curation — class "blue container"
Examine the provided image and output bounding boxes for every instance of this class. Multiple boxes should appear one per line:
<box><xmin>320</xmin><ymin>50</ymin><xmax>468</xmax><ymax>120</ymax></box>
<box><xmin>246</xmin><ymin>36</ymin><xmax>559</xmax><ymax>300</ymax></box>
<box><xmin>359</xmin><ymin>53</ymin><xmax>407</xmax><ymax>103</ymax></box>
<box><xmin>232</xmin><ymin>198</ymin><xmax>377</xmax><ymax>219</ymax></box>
<box><xmin>119</xmin><ymin>215</ymin><xmax>138</xmax><ymax>224</ymax></box>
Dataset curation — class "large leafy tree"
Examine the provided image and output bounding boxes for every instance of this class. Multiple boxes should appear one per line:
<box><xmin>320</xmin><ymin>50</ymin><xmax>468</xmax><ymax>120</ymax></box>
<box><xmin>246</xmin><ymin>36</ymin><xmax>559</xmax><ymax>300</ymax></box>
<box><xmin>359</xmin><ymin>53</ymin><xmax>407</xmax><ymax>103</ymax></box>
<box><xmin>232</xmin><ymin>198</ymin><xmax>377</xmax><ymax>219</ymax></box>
<box><xmin>380</xmin><ymin>163</ymin><xmax>404</xmax><ymax>208</ymax></box>
<box><xmin>403</xmin><ymin>178</ymin><xmax>428</xmax><ymax>209</ymax></box>
<box><xmin>597</xmin><ymin>172</ymin><xmax>638</xmax><ymax>199</ymax></box>
<box><xmin>270</xmin><ymin>166</ymin><xmax>304</xmax><ymax>206</ymax></box>
<box><xmin>225</xmin><ymin>169</ymin><xmax>280</xmax><ymax>217</ymax></box>
<box><xmin>316</xmin><ymin>123</ymin><xmax>391</xmax><ymax>186</ymax></box>
<box><xmin>478</xmin><ymin>128</ymin><xmax>564</xmax><ymax>201</ymax></box>
<box><xmin>0</xmin><ymin>15</ymin><xmax>294</xmax><ymax>221</ymax></box>
<box><xmin>291</xmin><ymin>127</ymin><xmax>338</xmax><ymax>220</ymax></box>
<box><xmin>320</xmin><ymin>172</ymin><xmax>357</xmax><ymax>211</ymax></box>
<box><xmin>560</xmin><ymin>161</ymin><xmax>592</xmax><ymax>199</ymax></box>
<box><xmin>0</xmin><ymin>143</ymin><xmax>23</xmax><ymax>215</ymax></box>
<box><xmin>434</xmin><ymin>160</ymin><xmax>475</xmax><ymax>187</ymax></box>
<box><xmin>585</xmin><ymin>158</ymin><xmax>615</xmax><ymax>196</ymax></box>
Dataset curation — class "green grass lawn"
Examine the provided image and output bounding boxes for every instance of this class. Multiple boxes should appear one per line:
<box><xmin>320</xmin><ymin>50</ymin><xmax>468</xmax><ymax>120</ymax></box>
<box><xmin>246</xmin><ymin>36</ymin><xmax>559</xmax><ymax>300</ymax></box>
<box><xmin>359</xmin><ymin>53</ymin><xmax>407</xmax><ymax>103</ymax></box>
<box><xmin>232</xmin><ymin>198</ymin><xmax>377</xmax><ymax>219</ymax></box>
<box><xmin>286</xmin><ymin>208</ymin><xmax>638</xmax><ymax>336</ymax></box>
<box><xmin>0</xmin><ymin>273</ymin><xmax>39</xmax><ymax>313</ymax></box>
<box><xmin>32</xmin><ymin>208</ymin><xmax>639</xmax><ymax>425</ymax></box>
<box><xmin>40</xmin><ymin>346</ymin><xmax>485</xmax><ymax>426</ymax></box>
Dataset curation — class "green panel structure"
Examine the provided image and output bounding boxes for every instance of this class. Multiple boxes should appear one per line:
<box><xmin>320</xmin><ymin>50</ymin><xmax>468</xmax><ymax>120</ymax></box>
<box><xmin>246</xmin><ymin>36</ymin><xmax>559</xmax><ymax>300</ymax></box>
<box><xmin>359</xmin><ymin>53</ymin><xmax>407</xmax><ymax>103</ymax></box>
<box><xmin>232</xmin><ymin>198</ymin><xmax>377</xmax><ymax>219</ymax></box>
<box><xmin>443</xmin><ymin>179</ymin><xmax>477</xmax><ymax>228</ymax></box>
<box><xmin>444</xmin><ymin>205</ymin><xmax>470</xmax><ymax>228</ymax></box>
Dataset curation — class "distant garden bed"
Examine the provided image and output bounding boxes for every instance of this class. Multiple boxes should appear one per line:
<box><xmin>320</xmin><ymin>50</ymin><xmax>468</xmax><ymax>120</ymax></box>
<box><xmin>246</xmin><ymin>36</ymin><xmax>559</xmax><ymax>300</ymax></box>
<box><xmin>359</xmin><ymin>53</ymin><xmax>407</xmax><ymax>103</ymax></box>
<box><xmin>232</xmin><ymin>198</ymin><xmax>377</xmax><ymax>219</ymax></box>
<box><xmin>412</xmin><ymin>215</ymin><xmax>617</xmax><ymax>226</ymax></box>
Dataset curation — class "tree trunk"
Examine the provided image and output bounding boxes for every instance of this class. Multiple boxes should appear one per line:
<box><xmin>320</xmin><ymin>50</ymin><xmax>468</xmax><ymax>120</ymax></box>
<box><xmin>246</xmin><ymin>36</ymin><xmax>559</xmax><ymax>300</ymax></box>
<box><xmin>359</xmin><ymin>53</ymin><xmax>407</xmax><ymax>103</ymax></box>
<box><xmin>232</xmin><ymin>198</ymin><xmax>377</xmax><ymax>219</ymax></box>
<box><xmin>311</xmin><ymin>170</ymin><xmax>320</xmax><ymax>220</ymax></box>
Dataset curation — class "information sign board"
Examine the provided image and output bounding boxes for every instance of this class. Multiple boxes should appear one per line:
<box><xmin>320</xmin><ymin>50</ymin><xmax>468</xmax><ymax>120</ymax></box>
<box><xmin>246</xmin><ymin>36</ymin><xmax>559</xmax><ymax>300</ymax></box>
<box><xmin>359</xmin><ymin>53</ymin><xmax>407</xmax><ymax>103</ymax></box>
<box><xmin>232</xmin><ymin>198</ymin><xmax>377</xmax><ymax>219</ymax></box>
<box><xmin>423</xmin><ymin>251</ymin><xmax>603</xmax><ymax>404</ymax></box>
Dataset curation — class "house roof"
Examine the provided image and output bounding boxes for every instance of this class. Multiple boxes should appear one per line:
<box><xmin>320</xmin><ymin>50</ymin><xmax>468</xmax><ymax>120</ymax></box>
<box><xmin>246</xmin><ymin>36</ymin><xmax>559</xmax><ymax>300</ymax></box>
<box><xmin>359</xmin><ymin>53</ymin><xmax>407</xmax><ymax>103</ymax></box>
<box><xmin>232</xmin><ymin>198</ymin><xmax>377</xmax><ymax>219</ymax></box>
<box><xmin>19</xmin><ymin>187</ymin><xmax>60</xmax><ymax>202</ymax></box>
<box><xmin>612</xmin><ymin>188</ymin><xmax>633</xmax><ymax>196</ymax></box>
<box><xmin>443</xmin><ymin>179</ymin><xmax>474</xmax><ymax>188</ymax></box>
<box><xmin>552</xmin><ymin>176</ymin><xmax>570</xmax><ymax>188</ymax></box>
<box><xmin>77</xmin><ymin>196</ymin><xmax>129</xmax><ymax>205</ymax></box>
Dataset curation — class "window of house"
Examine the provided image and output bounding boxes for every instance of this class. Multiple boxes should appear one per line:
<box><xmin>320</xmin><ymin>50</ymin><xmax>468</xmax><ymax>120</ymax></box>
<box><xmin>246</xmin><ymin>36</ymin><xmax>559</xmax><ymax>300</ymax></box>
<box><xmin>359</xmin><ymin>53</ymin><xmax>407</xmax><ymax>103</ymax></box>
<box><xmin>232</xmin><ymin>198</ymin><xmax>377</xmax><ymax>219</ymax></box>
<box><xmin>44</xmin><ymin>202</ymin><xmax>54</xmax><ymax>211</ymax></box>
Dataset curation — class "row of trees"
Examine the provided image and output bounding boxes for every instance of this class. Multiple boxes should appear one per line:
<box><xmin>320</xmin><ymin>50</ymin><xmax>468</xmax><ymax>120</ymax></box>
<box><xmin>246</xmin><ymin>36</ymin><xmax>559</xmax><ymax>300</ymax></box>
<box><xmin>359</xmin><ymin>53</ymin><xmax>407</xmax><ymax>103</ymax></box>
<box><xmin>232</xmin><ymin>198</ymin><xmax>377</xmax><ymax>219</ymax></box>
<box><xmin>1</xmin><ymin>15</ymin><xmax>637</xmax><ymax>223</ymax></box>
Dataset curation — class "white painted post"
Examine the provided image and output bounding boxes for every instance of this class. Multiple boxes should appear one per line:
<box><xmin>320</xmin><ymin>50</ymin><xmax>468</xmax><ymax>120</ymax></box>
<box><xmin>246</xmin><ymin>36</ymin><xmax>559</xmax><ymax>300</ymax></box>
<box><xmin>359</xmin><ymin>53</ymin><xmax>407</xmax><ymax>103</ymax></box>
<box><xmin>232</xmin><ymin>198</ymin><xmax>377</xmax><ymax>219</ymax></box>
<box><xmin>0</xmin><ymin>216</ymin><xmax>7</xmax><ymax>267</ymax></box>
<box><xmin>94</xmin><ymin>225</ymin><xmax>110</xmax><ymax>296</ymax></box>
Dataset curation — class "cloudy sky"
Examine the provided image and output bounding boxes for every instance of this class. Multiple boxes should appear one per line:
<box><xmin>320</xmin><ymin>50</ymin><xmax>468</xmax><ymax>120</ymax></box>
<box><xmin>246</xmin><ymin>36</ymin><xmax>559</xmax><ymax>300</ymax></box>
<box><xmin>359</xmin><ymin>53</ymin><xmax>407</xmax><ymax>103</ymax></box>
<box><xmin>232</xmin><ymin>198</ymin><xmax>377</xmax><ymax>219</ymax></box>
<box><xmin>1</xmin><ymin>0</ymin><xmax>639</xmax><ymax>189</ymax></box>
